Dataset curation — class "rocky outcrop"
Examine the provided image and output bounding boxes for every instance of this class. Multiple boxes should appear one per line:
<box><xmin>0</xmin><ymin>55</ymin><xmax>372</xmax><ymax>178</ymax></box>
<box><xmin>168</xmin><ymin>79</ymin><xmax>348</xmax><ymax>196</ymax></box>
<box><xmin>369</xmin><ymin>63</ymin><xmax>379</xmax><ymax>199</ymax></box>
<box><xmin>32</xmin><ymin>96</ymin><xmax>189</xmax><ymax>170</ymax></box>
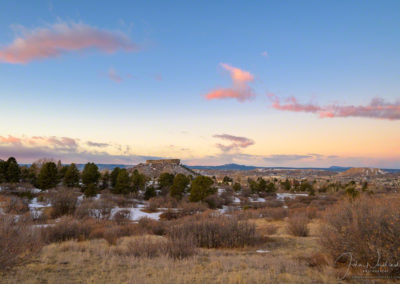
<box><xmin>132</xmin><ymin>159</ymin><xmax>196</xmax><ymax>178</ymax></box>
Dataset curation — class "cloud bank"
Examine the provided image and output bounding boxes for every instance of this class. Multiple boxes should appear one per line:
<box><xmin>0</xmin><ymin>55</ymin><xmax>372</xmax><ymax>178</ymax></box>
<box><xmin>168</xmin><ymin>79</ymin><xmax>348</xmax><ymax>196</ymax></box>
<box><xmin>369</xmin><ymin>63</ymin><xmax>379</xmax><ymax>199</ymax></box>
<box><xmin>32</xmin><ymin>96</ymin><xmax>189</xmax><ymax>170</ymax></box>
<box><xmin>0</xmin><ymin>21</ymin><xmax>138</xmax><ymax>64</ymax></box>
<box><xmin>0</xmin><ymin>135</ymin><xmax>150</xmax><ymax>164</ymax></box>
<box><xmin>205</xmin><ymin>63</ymin><xmax>255</xmax><ymax>102</ymax></box>
<box><xmin>268</xmin><ymin>94</ymin><xmax>400</xmax><ymax>120</ymax></box>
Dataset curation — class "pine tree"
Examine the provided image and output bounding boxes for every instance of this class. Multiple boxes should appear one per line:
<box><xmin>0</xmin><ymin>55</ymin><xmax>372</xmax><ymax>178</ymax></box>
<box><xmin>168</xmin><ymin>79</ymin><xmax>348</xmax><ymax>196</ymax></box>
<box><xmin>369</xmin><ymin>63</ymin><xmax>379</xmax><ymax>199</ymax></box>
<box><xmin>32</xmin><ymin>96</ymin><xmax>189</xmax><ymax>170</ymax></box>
<box><xmin>114</xmin><ymin>169</ymin><xmax>130</xmax><ymax>194</ymax></box>
<box><xmin>81</xmin><ymin>163</ymin><xmax>100</xmax><ymax>187</ymax></box>
<box><xmin>189</xmin><ymin>176</ymin><xmax>216</xmax><ymax>202</ymax></box>
<box><xmin>38</xmin><ymin>162</ymin><xmax>58</xmax><ymax>189</ymax></box>
<box><xmin>170</xmin><ymin>174</ymin><xmax>190</xmax><ymax>200</ymax></box>
<box><xmin>6</xmin><ymin>157</ymin><xmax>21</xmax><ymax>183</ymax></box>
<box><xmin>63</xmin><ymin>163</ymin><xmax>80</xmax><ymax>187</ymax></box>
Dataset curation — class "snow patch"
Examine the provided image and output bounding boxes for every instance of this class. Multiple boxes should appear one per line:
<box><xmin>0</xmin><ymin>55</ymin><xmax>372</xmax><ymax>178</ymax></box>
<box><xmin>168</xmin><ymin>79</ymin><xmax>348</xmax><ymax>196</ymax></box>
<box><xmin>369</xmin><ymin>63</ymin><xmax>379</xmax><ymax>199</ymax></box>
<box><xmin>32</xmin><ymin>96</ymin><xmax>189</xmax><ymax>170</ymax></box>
<box><xmin>276</xmin><ymin>193</ymin><xmax>308</xmax><ymax>201</ymax></box>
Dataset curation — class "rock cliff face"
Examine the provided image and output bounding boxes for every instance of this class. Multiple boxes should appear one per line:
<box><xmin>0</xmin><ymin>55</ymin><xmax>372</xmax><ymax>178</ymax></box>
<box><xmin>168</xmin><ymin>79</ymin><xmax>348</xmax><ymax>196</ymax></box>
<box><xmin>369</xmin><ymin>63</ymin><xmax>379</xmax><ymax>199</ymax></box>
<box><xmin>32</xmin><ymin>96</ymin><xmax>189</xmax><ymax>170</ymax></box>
<box><xmin>132</xmin><ymin>159</ymin><xmax>196</xmax><ymax>178</ymax></box>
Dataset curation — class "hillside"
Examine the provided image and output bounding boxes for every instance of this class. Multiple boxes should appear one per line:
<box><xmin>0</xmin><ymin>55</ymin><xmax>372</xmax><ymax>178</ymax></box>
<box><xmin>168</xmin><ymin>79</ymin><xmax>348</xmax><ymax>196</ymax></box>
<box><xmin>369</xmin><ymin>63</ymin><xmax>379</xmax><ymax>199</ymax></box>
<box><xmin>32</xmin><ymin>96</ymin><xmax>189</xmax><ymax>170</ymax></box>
<box><xmin>132</xmin><ymin>159</ymin><xmax>197</xmax><ymax>178</ymax></box>
<box><xmin>339</xmin><ymin>167</ymin><xmax>386</xmax><ymax>177</ymax></box>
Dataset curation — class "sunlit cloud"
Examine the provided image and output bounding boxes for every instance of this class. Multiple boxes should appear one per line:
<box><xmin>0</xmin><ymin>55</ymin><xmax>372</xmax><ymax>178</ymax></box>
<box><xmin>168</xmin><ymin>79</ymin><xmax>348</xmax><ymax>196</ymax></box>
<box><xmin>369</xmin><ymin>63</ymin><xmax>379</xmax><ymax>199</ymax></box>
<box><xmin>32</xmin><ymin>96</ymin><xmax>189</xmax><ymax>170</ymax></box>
<box><xmin>205</xmin><ymin>63</ymin><xmax>255</xmax><ymax>102</ymax></box>
<box><xmin>0</xmin><ymin>21</ymin><xmax>139</xmax><ymax>64</ymax></box>
<box><xmin>213</xmin><ymin>134</ymin><xmax>254</xmax><ymax>152</ymax></box>
<box><xmin>268</xmin><ymin>93</ymin><xmax>400</xmax><ymax>120</ymax></box>
<box><xmin>0</xmin><ymin>135</ymin><xmax>142</xmax><ymax>163</ymax></box>
<box><xmin>0</xmin><ymin>135</ymin><xmax>22</xmax><ymax>145</ymax></box>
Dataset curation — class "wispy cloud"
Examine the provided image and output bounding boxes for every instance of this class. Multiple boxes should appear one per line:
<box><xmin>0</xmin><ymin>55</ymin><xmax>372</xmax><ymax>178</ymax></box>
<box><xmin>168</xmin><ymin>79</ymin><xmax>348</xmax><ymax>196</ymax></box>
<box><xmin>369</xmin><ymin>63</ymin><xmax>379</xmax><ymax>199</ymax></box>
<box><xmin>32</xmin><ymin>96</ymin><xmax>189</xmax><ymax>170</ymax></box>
<box><xmin>268</xmin><ymin>94</ymin><xmax>400</xmax><ymax>120</ymax></box>
<box><xmin>213</xmin><ymin>134</ymin><xmax>254</xmax><ymax>152</ymax></box>
<box><xmin>0</xmin><ymin>21</ymin><xmax>139</xmax><ymax>64</ymax></box>
<box><xmin>108</xmin><ymin>68</ymin><xmax>123</xmax><ymax>83</ymax></box>
<box><xmin>87</xmin><ymin>141</ymin><xmax>110</xmax><ymax>148</ymax></box>
<box><xmin>205</xmin><ymin>63</ymin><xmax>255</xmax><ymax>102</ymax></box>
<box><xmin>261</xmin><ymin>51</ymin><xmax>268</xmax><ymax>58</ymax></box>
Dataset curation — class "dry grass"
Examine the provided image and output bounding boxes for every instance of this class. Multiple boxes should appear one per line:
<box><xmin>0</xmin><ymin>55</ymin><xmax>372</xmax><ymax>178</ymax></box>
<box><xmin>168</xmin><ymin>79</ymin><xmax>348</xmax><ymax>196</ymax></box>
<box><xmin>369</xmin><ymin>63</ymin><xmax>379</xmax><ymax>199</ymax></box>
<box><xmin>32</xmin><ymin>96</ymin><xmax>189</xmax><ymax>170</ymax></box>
<box><xmin>169</xmin><ymin>215</ymin><xmax>260</xmax><ymax>248</ymax></box>
<box><xmin>1</xmin><ymin>234</ymin><xmax>336</xmax><ymax>284</ymax></box>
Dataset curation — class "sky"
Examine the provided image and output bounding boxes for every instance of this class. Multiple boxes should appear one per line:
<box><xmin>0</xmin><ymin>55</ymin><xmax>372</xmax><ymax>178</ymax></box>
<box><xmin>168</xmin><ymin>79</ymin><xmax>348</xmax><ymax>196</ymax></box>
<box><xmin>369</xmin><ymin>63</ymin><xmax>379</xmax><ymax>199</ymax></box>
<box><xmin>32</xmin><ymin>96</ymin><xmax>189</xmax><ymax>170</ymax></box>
<box><xmin>0</xmin><ymin>0</ymin><xmax>399</xmax><ymax>168</ymax></box>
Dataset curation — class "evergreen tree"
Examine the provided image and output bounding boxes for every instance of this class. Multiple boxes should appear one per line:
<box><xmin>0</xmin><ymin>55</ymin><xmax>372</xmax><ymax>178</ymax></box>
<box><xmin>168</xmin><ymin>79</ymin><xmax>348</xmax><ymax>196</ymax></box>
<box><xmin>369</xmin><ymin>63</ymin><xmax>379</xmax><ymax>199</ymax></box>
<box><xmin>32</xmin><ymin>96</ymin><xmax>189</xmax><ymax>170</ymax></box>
<box><xmin>132</xmin><ymin>170</ymin><xmax>147</xmax><ymax>192</ymax></box>
<box><xmin>27</xmin><ymin>164</ymin><xmax>39</xmax><ymax>187</ymax></box>
<box><xmin>110</xmin><ymin>167</ymin><xmax>121</xmax><ymax>188</ymax></box>
<box><xmin>189</xmin><ymin>176</ymin><xmax>216</xmax><ymax>202</ymax></box>
<box><xmin>114</xmin><ymin>169</ymin><xmax>130</xmax><ymax>194</ymax></box>
<box><xmin>0</xmin><ymin>159</ymin><xmax>7</xmax><ymax>183</ymax></box>
<box><xmin>100</xmin><ymin>170</ymin><xmax>110</xmax><ymax>190</ymax></box>
<box><xmin>248</xmin><ymin>178</ymin><xmax>259</xmax><ymax>193</ymax></box>
<box><xmin>281</xmin><ymin>179</ymin><xmax>291</xmax><ymax>191</ymax></box>
<box><xmin>144</xmin><ymin>186</ymin><xmax>156</xmax><ymax>200</ymax></box>
<box><xmin>158</xmin><ymin>172</ymin><xmax>174</xmax><ymax>190</ymax></box>
<box><xmin>6</xmin><ymin>157</ymin><xmax>20</xmax><ymax>183</ymax></box>
<box><xmin>81</xmin><ymin>162</ymin><xmax>100</xmax><ymax>187</ymax></box>
<box><xmin>170</xmin><ymin>174</ymin><xmax>190</xmax><ymax>200</ymax></box>
<box><xmin>38</xmin><ymin>162</ymin><xmax>58</xmax><ymax>189</ymax></box>
<box><xmin>63</xmin><ymin>163</ymin><xmax>80</xmax><ymax>187</ymax></box>
<box><xmin>84</xmin><ymin>183</ymin><xmax>98</xmax><ymax>197</ymax></box>
<box><xmin>232</xmin><ymin>182</ymin><xmax>241</xmax><ymax>192</ymax></box>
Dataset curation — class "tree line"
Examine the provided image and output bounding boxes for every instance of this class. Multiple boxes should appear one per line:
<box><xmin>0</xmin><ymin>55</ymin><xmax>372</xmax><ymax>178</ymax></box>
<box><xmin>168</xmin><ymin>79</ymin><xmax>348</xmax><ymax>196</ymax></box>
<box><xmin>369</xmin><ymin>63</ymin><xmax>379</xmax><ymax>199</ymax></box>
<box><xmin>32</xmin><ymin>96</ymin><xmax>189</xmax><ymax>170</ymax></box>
<box><xmin>0</xmin><ymin>157</ymin><xmax>218</xmax><ymax>202</ymax></box>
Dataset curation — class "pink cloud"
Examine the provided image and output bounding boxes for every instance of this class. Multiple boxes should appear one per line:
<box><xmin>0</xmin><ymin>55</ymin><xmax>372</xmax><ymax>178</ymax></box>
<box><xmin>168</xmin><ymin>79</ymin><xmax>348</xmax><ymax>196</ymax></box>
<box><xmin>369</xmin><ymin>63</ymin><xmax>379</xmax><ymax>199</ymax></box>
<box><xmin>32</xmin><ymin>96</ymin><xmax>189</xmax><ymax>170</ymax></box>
<box><xmin>268</xmin><ymin>94</ymin><xmax>400</xmax><ymax>120</ymax></box>
<box><xmin>0</xmin><ymin>22</ymin><xmax>138</xmax><ymax>64</ymax></box>
<box><xmin>213</xmin><ymin>134</ymin><xmax>254</xmax><ymax>152</ymax></box>
<box><xmin>108</xmin><ymin>68</ymin><xmax>123</xmax><ymax>83</ymax></box>
<box><xmin>0</xmin><ymin>135</ymin><xmax>22</xmax><ymax>145</ymax></box>
<box><xmin>205</xmin><ymin>63</ymin><xmax>255</xmax><ymax>102</ymax></box>
<box><xmin>261</xmin><ymin>51</ymin><xmax>268</xmax><ymax>57</ymax></box>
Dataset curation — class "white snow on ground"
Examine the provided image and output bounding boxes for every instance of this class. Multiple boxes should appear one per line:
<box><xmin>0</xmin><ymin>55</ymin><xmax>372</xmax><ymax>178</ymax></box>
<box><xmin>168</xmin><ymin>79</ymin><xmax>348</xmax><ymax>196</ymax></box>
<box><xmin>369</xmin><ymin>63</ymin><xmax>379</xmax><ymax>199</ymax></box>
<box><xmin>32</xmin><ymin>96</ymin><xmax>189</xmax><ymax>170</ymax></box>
<box><xmin>77</xmin><ymin>195</ymin><xmax>84</xmax><ymax>202</ymax></box>
<box><xmin>31</xmin><ymin>188</ymin><xmax>41</xmax><ymax>194</ymax></box>
<box><xmin>110</xmin><ymin>207</ymin><xmax>163</xmax><ymax>221</ymax></box>
<box><xmin>29</xmin><ymin>197</ymin><xmax>51</xmax><ymax>218</ymax></box>
<box><xmin>276</xmin><ymin>193</ymin><xmax>308</xmax><ymax>201</ymax></box>
<box><xmin>256</xmin><ymin>249</ymin><xmax>270</xmax><ymax>253</ymax></box>
<box><xmin>233</xmin><ymin>197</ymin><xmax>241</xmax><ymax>203</ymax></box>
<box><xmin>250</xmin><ymin>197</ymin><xmax>266</xmax><ymax>202</ymax></box>
<box><xmin>218</xmin><ymin>206</ymin><xmax>230</xmax><ymax>214</ymax></box>
<box><xmin>218</xmin><ymin>188</ymin><xmax>225</xmax><ymax>195</ymax></box>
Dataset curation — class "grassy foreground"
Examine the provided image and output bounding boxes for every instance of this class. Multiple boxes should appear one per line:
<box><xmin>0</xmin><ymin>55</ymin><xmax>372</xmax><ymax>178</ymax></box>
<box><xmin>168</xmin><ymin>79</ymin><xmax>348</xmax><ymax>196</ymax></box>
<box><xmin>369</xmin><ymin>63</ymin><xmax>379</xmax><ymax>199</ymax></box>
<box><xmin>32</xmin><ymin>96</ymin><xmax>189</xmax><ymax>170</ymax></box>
<box><xmin>1</xmin><ymin>219</ymin><xmax>337</xmax><ymax>284</ymax></box>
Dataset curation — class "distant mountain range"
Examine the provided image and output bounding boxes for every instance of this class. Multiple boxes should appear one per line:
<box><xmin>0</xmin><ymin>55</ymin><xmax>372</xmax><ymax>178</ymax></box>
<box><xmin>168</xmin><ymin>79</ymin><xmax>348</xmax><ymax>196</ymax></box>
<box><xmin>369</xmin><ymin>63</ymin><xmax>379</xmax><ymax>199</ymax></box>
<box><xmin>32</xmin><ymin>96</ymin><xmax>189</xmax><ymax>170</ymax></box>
<box><xmin>188</xmin><ymin>163</ymin><xmax>400</xmax><ymax>173</ymax></box>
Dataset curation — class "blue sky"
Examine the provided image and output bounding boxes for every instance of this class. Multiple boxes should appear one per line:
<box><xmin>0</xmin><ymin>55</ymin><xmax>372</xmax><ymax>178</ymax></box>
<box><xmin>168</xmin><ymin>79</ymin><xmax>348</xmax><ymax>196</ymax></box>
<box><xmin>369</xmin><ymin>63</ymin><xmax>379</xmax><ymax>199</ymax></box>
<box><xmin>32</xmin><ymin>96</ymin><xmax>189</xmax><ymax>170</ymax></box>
<box><xmin>0</xmin><ymin>1</ymin><xmax>399</xmax><ymax>167</ymax></box>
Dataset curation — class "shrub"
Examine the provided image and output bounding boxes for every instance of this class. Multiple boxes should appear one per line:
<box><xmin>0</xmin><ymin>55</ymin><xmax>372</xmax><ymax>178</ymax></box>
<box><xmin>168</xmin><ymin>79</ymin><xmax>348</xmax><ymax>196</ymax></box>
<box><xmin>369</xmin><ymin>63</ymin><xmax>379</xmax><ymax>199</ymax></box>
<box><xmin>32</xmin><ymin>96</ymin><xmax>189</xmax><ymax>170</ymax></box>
<box><xmin>3</xmin><ymin>196</ymin><xmax>29</xmax><ymax>214</ymax></box>
<box><xmin>0</xmin><ymin>215</ymin><xmax>42</xmax><ymax>270</ymax></box>
<box><xmin>287</xmin><ymin>214</ymin><xmax>309</xmax><ymax>237</ymax></box>
<box><xmin>138</xmin><ymin>217</ymin><xmax>166</xmax><ymax>235</ymax></box>
<box><xmin>169</xmin><ymin>216</ymin><xmax>259</xmax><ymax>248</ymax></box>
<box><xmin>180</xmin><ymin>201</ymin><xmax>207</xmax><ymax>216</ymax></box>
<box><xmin>41</xmin><ymin>217</ymin><xmax>93</xmax><ymax>243</ymax></box>
<box><xmin>166</xmin><ymin>235</ymin><xmax>196</xmax><ymax>259</ymax></box>
<box><xmin>204</xmin><ymin>194</ymin><xmax>224</xmax><ymax>209</ymax></box>
<box><xmin>113</xmin><ymin>209</ymin><xmax>131</xmax><ymax>224</ymax></box>
<box><xmin>320</xmin><ymin>196</ymin><xmax>400</xmax><ymax>275</ymax></box>
<box><xmin>49</xmin><ymin>189</ymin><xmax>77</xmax><ymax>218</ymax></box>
